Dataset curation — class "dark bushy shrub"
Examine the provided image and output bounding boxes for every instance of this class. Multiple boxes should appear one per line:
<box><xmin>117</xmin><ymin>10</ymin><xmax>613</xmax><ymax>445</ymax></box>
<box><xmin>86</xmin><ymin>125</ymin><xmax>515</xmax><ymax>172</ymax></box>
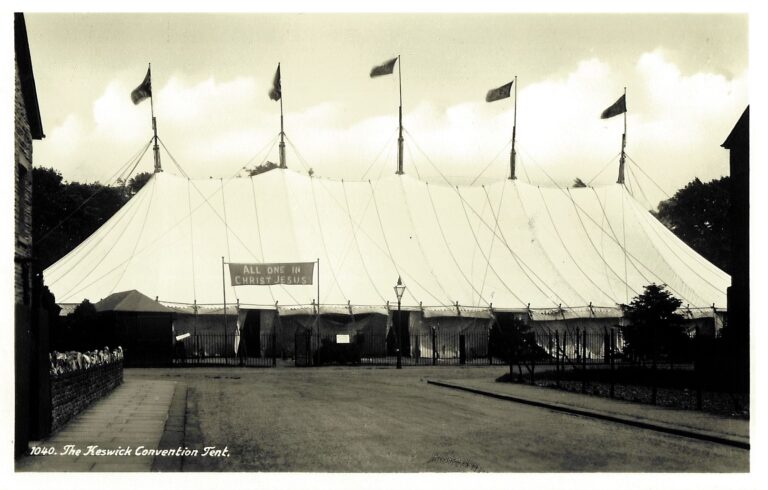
<box><xmin>621</xmin><ymin>284</ymin><xmax>690</xmax><ymax>363</ymax></box>
<box><xmin>489</xmin><ymin>316</ymin><xmax>544</xmax><ymax>363</ymax></box>
<box><xmin>53</xmin><ymin>299</ymin><xmax>101</xmax><ymax>352</ymax></box>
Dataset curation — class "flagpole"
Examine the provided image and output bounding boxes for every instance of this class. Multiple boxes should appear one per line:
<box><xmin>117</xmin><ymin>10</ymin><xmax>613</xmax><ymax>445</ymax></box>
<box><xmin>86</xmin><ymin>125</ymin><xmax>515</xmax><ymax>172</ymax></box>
<box><xmin>510</xmin><ymin>75</ymin><xmax>518</xmax><ymax>180</ymax></box>
<box><xmin>617</xmin><ymin>86</ymin><xmax>626</xmax><ymax>184</ymax></box>
<box><xmin>278</xmin><ymin>63</ymin><xmax>286</xmax><ymax>169</ymax></box>
<box><xmin>396</xmin><ymin>55</ymin><xmax>404</xmax><ymax>175</ymax></box>
<box><xmin>149</xmin><ymin>63</ymin><xmax>162</xmax><ymax>173</ymax></box>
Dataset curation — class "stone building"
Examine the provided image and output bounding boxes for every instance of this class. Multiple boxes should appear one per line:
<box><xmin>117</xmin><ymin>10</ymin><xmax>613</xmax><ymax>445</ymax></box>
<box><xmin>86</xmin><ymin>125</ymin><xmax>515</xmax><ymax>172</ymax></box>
<box><xmin>14</xmin><ymin>12</ymin><xmax>46</xmax><ymax>456</ymax></box>
<box><xmin>722</xmin><ymin>106</ymin><xmax>749</xmax><ymax>390</ymax></box>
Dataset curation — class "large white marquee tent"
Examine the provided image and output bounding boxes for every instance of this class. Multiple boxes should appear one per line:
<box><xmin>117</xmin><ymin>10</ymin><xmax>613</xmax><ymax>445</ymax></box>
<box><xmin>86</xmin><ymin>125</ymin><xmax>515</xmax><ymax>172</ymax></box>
<box><xmin>44</xmin><ymin>168</ymin><xmax>728</xmax><ymax>320</ymax></box>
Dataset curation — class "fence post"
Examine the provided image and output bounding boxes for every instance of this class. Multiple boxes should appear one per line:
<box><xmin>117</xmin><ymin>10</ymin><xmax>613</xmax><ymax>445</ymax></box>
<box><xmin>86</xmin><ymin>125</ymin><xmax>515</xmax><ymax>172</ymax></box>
<box><xmin>564</xmin><ymin>330</ymin><xmax>568</xmax><ymax>359</ymax></box>
<box><xmin>581</xmin><ymin>330</ymin><xmax>587</xmax><ymax>394</ymax></box>
<box><xmin>610</xmin><ymin>328</ymin><xmax>615</xmax><ymax>398</ymax></box>
<box><xmin>548</xmin><ymin>333</ymin><xmax>553</xmax><ymax>364</ymax></box>
<box><xmin>575</xmin><ymin>328</ymin><xmax>580</xmax><ymax>362</ymax></box>
<box><xmin>651</xmin><ymin>325</ymin><xmax>658</xmax><ymax>405</ymax></box>
<box><xmin>563</xmin><ymin>330</ymin><xmax>568</xmax><ymax>365</ymax></box>
<box><xmin>508</xmin><ymin>329</ymin><xmax>515</xmax><ymax>380</ymax></box>
<box><xmin>555</xmin><ymin>330</ymin><xmax>560</xmax><ymax>387</ymax></box>
<box><xmin>292</xmin><ymin>331</ymin><xmax>297</xmax><ymax>367</ymax></box>
<box><xmin>530</xmin><ymin>334</ymin><xmax>536</xmax><ymax>385</ymax></box>
<box><xmin>306</xmin><ymin>330</ymin><xmax>312</xmax><ymax>367</ymax></box>
<box><xmin>415</xmin><ymin>334</ymin><xmax>420</xmax><ymax>365</ymax></box>
<box><xmin>432</xmin><ymin>327</ymin><xmax>437</xmax><ymax>366</ymax></box>
<box><xmin>272</xmin><ymin>329</ymin><xmax>277</xmax><ymax>367</ymax></box>
<box><xmin>459</xmin><ymin>335</ymin><xmax>466</xmax><ymax>365</ymax></box>
<box><xmin>195</xmin><ymin>337</ymin><xmax>200</xmax><ymax>366</ymax></box>
<box><xmin>694</xmin><ymin>326</ymin><xmax>703</xmax><ymax>410</ymax></box>
<box><xmin>488</xmin><ymin>328</ymin><xmax>493</xmax><ymax>365</ymax></box>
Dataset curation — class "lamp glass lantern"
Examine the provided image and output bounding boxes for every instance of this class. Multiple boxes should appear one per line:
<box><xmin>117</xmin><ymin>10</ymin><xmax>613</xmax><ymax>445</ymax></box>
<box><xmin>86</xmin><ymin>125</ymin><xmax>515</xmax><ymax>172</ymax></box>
<box><xmin>394</xmin><ymin>276</ymin><xmax>406</xmax><ymax>302</ymax></box>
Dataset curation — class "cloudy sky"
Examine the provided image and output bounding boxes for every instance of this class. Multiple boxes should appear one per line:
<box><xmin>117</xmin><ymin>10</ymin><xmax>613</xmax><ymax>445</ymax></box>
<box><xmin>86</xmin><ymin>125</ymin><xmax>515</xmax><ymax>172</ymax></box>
<box><xmin>23</xmin><ymin>12</ymin><xmax>748</xmax><ymax>208</ymax></box>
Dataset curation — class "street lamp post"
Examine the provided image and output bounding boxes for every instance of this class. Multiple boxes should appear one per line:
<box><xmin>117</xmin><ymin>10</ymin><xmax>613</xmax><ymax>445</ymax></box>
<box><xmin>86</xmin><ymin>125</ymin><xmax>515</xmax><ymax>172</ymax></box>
<box><xmin>394</xmin><ymin>276</ymin><xmax>406</xmax><ymax>369</ymax></box>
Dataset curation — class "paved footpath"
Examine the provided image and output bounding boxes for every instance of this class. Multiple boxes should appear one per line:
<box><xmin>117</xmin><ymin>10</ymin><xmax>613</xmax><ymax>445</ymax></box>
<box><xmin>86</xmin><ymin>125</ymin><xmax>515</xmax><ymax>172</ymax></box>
<box><xmin>429</xmin><ymin>378</ymin><xmax>749</xmax><ymax>449</ymax></box>
<box><xmin>16</xmin><ymin>379</ymin><xmax>179</xmax><ymax>472</ymax></box>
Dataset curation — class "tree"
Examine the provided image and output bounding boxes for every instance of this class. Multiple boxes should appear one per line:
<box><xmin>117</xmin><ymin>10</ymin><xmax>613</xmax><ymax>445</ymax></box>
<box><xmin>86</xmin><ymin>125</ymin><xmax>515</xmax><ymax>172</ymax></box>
<box><xmin>655</xmin><ymin>176</ymin><xmax>731</xmax><ymax>273</ymax></box>
<box><xmin>247</xmin><ymin>161</ymin><xmax>279</xmax><ymax>177</ymax></box>
<box><xmin>490</xmin><ymin>315</ymin><xmax>544</xmax><ymax>382</ymax></box>
<box><xmin>621</xmin><ymin>284</ymin><xmax>688</xmax><ymax>362</ymax></box>
<box><xmin>33</xmin><ymin>167</ymin><xmax>128</xmax><ymax>271</ymax></box>
<box><xmin>126</xmin><ymin>171</ymin><xmax>153</xmax><ymax>196</ymax></box>
<box><xmin>57</xmin><ymin>299</ymin><xmax>100</xmax><ymax>351</ymax></box>
<box><xmin>572</xmin><ymin>177</ymin><xmax>587</xmax><ymax>188</ymax></box>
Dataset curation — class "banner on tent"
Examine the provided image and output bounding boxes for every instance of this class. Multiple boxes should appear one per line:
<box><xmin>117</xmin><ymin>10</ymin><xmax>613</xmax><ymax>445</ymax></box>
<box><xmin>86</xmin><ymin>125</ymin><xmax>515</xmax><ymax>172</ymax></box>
<box><xmin>228</xmin><ymin>262</ymin><xmax>315</xmax><ymax>286</ymax></box>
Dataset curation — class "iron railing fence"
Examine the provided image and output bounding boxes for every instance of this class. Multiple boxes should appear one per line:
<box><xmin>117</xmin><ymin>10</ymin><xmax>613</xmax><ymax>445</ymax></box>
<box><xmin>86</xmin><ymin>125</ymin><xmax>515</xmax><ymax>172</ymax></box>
<box><xmin>503</xmin><ymin>329</ymin><xmax>746</xmax><ymax>409</ymax></box>
<box><xmin>306</xmin><ymin>328</ymin><xmax>627</xmax><ymax>367</ymax></box>
<box><xmin>172</xmin><ymin>333</ymin><xmax>276</xmax><ymax>367</ymax></box>
<box><xmin>170</xmin><ymin>327</ymin><xmax>714</xmax><ymax>372</ymax></box>
<box><xmin>312</xmin><ymin>331</ymin><xmax>506</xmax><ymax>367</ymax></box>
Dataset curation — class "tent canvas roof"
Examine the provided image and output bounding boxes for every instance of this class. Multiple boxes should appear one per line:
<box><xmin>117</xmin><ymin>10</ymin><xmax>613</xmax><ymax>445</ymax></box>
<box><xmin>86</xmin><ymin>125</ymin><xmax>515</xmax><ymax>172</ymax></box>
<box><xmin>95</xmin><ymin>289</ymin><xmax>175</xmax><ymax>314</ymax></box>
<box><xmin>45</xmin><ymin>169</ymin><xmax>729</xmax><ymax>312</ymax></box>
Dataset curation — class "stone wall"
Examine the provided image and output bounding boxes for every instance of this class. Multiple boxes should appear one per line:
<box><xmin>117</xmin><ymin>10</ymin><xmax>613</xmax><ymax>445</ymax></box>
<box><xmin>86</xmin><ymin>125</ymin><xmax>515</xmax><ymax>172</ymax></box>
<box><xmin>49</xmin><ymin>361</ymin><xmax>124</xmax><ymax>432</ymax></box>
<box><xmin>15</xmin><ymin>50</ymin><xmax>35</xmax><ymax>457</ymax></box>
<box><xmin>15</xmin><ymin>61</ymin><xmax>33</xmax><ymax>306</ymax></box>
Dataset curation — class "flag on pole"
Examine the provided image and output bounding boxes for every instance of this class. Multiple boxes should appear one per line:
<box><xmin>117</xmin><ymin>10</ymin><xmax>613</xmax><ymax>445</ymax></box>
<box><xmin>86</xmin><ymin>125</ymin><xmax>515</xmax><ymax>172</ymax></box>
<box><xmin>370</xmin><ymin>57</ymin><xmax>398</xmax><ymax>78</ymax></box>
<box><xmin>130</xmin><ymin>67</ymin><xmax>152</xmax><ymax>105</ymax></box>
<box><xmin>485</xmin><ymin>81</ymin><xmax>514</xmax><ymax>103</ymax></box>
<box><xmin>268</xmin><ymin>64</ymin><xmax>281</xmax><ymax>101</ymax></box>
<box><xmin>600</xmin><ymin>94</ymin><xmax>627</xmax><ymax>119</ymax></box>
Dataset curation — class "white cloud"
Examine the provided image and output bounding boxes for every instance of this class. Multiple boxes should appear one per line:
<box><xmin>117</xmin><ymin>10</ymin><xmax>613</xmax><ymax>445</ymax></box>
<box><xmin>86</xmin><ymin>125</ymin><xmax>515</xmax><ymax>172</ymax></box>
<box><xmin>35</xmin><ymin>51</ymin><xmax>747</xmax><ymax>208</ymax></box>
<box><xmin>158</xmin><ymin>76</ymin><xmax>260</xmax><ymax>128</ymax></box>
<box><xmin>92</xmin><ymin>81</ymin><xmax>146</xmax><ymax>143</ymax></box>
<box><xmin>43</xmin><ymin>114</ymin><xmax>86</xmax><ymax>161</ymax></box>
<box><xmin>637</xmin><ymin>50</ymin><xmax>745</xmax><ymax>120</ymax></box>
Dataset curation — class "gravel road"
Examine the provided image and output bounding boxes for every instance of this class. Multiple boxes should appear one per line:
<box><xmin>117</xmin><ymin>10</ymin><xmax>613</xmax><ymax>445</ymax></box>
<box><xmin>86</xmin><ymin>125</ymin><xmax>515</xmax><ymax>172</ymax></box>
<box><xmin>127</xmin><ymin>366</ymin><xmax>748</xmax><ymax>472</ymax></box>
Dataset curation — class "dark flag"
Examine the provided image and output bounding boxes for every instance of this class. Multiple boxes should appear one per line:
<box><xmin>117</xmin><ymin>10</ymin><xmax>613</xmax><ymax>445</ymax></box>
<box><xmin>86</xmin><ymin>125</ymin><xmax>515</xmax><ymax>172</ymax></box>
<box><xmin>131</xmin><ymin>67</ymin><xmax>152</xmax><ymax>105</ymax></box>
<box><xmin>268</xmin><ymin>64</ymin><xmax>281</xmax><ymax>101</ymax></box>
<box><xmin>370</xmin><ymin>57</ymin><xmax>398</xmax><ymax>78</ymax></box>
<box><xmin>601</xmin><ymin>94</ymin><xmax>627</xmax><ymax>119</ymax></box>
<box><xmin>485</xmin><ymin>81</ymin><xmax>514</xmax><ymax>103</ymax></box>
